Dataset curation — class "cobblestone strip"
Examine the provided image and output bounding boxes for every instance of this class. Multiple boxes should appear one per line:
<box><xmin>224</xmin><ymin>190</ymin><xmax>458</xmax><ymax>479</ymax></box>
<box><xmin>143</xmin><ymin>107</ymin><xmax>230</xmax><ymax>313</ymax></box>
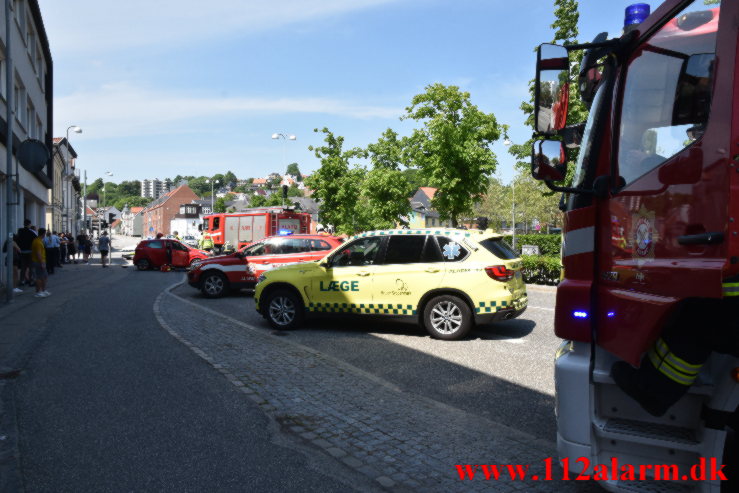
<box><xmin>154</xmin><ymin>282</ymin><xmax>578</xmax><ymax>492</ymax></box>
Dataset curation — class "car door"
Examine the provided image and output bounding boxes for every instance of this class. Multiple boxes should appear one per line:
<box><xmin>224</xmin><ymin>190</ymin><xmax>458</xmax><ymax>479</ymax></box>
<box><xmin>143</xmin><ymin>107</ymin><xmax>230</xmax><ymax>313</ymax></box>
<box><xmin>145</xmin><ymin>240</ymin><xmax>165</xmax><ymax>266</ymax></box>
<box><xmin>170</xmin><ymin>241</ymin><xmax>190</xmax><ymax>267</ymax></box>
<box><xmin>596</xmin><ymin>3</ymin><xmax>727</xmax><ymax>365</ymax></box>
<box><xmin>308</xmin><ymin>236</ymin><xmax>382</xmax><ymax>313</ymax></box>
<box><xmin>371</xmin><ymin>234</ymin><xmax>445</xmax><ymax>316</ymax></box>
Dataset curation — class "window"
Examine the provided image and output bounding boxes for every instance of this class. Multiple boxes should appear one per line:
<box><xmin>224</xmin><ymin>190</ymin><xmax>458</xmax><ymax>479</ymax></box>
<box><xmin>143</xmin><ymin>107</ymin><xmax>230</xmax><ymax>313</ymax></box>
<box><xmin>617</xmin><ymin>2</ymin><xmax>720</xmax><ymax>185</ymax></box>
<box><xmin>14</xmin><ymin>80</ymin><xmax>25</xmax><ymax>128</ymax></box>
<box><xmin>26</xmin><ymin>21</ymin><xmax>36</xmax><ymax>62</ymax></box>
<box><xmin>147</xmin><ymin>241</ymin><xmax>163</xmax><ymax>249</ymax></box>
<box><xmin>479</xmin><ymin>237</ymin><xmax>518</xmax><ymax>260</ymax></box>
<box><xmin>35</xmin><ymin>115</ymin><xmax>42</xmax><ymax>140</ymax></box>
<box><xmin>202</xmin><ymin>219</ymin><xmax>209</xmax><ymax>231</ymax></box>
<box><xmin>308</xmin><ymin>239</ymin><xmax>332</xmax><ymax>251</ymax></box>
<box><xmin>328</xmin><ymin>236</ymin><xmax>383</xmax><ymax>268</ymax></box>
<box><xmin>436</xmin><ymin>237</ymin><xmax>468</xmax><ymax>262</ymax></box>
<box><xmin>212</xmin><ymin>217</ymin><xmax>220</xmax><ymax>230</ymax></box>
<box><xmin>383</xmin><ymin>235</ymin><xmax>426</xmax><ymax>264</ymax></box>
<box><xmin>14</xmin><ymin>1</ymin><xmax>26</xmax><ymax>38</ymax></box>
<box><xmin>421</xmin><ymin>236</ymin><xmax>443</xmax><ymax>262</ymax></box>
<box><xmin>26</xmin><ymin>99</ymin><xmax>34</xmax><ymax>136</ymax></box>
<box><xmin>0</xmin><ymin>48</ymin><xmax>5</xmax><ymax>99</ymax></box>
<box><xmin>171</xmin><ymin>241</ymin><xmax>188</xmax><ymax>251</ymax></box>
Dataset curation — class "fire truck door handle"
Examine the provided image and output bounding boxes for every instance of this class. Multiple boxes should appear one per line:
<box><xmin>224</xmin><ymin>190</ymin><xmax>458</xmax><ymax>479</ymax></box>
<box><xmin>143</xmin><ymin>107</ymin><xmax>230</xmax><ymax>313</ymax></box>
<box><xmin>677</xmin><ymin>232</ymin><xmax>724</xmax><ymax>246</ymax></box>
<box><xmin>356</xmin><ymin>271</ymin><xmax>370</xmax><ymax>277</ymax></box>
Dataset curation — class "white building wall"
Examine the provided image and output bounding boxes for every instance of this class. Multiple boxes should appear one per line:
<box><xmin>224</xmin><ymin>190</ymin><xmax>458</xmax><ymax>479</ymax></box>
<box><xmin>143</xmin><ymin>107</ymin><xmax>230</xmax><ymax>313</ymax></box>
<box><xmin>0</xmin><ymin>1</ymin><xmax>51</xmax><ymax>290</ymax></box>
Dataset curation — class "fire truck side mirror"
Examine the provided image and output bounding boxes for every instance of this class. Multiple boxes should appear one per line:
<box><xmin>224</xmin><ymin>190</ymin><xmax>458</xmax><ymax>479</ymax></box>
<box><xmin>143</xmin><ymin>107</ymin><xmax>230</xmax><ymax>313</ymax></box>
<box><xmin>198</xmin><ymin>224</ymin><xmax>202</xmax><ymax>232</ymax></box>
<box><xmin>531</xmin><ymin>139</ymin><xmax>567</xmax><ymax>182</ymax></box>
<box><xmin>536</xmin><ymin>44</ymin><xmax>570</xmax><ymax>135</ymax></box>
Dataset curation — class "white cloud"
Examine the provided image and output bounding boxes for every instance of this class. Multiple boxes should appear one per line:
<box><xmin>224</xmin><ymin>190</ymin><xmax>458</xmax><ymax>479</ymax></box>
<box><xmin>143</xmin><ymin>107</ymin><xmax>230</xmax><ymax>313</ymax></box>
<box><xmin>39</xmin><ymin>0</ymin><xmax>401</xmax><ymax>55</ymax></box>
<box><xmin>54</xmin><ymin>82</ymin><xmax>402</xmax><ymax>139</ymax></box>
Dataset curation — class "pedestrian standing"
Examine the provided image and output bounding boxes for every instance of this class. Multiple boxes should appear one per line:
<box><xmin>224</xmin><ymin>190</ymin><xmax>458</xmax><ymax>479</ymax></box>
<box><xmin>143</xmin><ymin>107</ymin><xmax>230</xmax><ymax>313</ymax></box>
<box><xmin>50</xmin><ymin>231</ymin><xmax>61</xmax><ymax>269</ymax></box>
<box><xmin>59</xmin><ymin>233</ymin><xmax>67</xmax><ymax>265</ymax></box>
<box><xmin>2</xmin><ymin>237</ymin><xmax>23</xmax><ymax>294</ymax></box>
<box><xmin>16</xmin><ymin>219</ymin><xmax>36</xmax><ymax>286</ymax></box>
<box><xmin>31</xmin><ymin>228</ymin><xmax>50</xmax><ymax>297</ymax></box>
<box><xmin>67</xmin><ymin>233</ymin><xmax>77</xmax><ymax>263</ymax></box>
<box><xmin>98</xmin><ymin>231</ymin><xmax>111</xmax><ymax>268</ymax></box>
<box><xmin>82</xmin><ymin>234</ymin><xmax>92</xmax><ymax>264</ymax></box>
<box><xmin>43</xmin><ymin>230</ymin><xmax>55</xmax><ymax>275</ymax></box>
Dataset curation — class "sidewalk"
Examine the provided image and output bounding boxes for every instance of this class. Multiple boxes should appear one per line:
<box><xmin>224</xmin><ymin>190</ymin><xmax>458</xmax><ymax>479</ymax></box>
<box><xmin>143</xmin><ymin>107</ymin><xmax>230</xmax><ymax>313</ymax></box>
<box><xmin>0</xmin><ymin>248</ymin><xmax>132</xmax><ymax>492</ymax></box>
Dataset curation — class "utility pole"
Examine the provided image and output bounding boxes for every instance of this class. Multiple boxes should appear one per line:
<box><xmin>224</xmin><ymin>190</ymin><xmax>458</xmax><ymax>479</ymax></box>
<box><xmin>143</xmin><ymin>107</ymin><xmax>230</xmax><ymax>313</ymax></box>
<box><xmin>5</xmin><ymin>0</ymin><xmax>15</xmax><ymax>302</ymax></box>
<box><xmin>83</xmin><ymin>170</ymin><xmax>87</xmax><ymax>233</ymax></box>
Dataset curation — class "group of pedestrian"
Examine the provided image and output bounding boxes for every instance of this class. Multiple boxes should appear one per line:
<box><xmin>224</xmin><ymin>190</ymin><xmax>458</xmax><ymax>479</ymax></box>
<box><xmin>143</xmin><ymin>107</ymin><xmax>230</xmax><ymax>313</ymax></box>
<box><xmin>3</xmin><ymin>219</ymin><xmax>115</xmax><ymax>298</ymax></box>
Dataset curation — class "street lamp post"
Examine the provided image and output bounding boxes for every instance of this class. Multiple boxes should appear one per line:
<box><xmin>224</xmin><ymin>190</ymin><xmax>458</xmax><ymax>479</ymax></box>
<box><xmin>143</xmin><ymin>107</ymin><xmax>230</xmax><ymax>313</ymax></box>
<box><xmin>271</xmin><ymin>133</ymin><xmax>296</xmax><ymax>207</ymax></box>
<box><xmin>206</xmin><ymin>179</ymin><xmax>220</xmax><ymax>212</ymax></box>
<box><xmin>502</xmin><ymin>130</ymin><xmax>515</xmax><ymax>250</ymax></box>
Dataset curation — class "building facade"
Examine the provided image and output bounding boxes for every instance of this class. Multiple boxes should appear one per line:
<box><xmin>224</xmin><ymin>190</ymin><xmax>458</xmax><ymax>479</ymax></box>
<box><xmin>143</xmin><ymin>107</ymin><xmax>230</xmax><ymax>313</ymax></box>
<box><xmin>120</xmin><ymin>205</ymin><xmax>144</xmax><ymax>237</ymax></box>
<box><xmin>140</xmin><ymin>184</ymin><xmax>198</xmax><ymax>237</ymax></box>
<box><xmin>48</xmin><ymin>137</ymin><xmax>80</xmax><ymax>234</ymax></box>
<box><xmin>170</xmin><ymin>203</ymin><xmax>204</xmax><ymax>237</ymax></box>
<box><xmin>0</xmin><ymin>0</ymin><xmax>53</xmax><ymax>290</ymax></box>
<box><xmin>140</xmin><ymin>178</ymin><xmax>173</xmax><ymax>199</ymax></box>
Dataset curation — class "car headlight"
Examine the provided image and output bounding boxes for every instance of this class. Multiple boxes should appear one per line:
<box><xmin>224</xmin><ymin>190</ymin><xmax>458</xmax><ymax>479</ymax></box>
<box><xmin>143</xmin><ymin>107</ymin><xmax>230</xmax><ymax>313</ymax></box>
<box><xmin>189</xmin><ymin>260</ymin><xmax>202</xmax><ymax>271</ymax></box>
<box><xmin>257</xmin><ymin>274</ymin><xmax>267</xmax><ymax>284</ymax></box>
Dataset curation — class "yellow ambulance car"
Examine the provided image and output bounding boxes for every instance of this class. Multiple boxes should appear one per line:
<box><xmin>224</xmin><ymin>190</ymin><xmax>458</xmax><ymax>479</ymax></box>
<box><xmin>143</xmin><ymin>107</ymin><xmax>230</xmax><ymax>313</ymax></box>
<box><xmin>254</xmin><ymin>228</ymin><xmax>527</xmax><ymax>340</ymax></box>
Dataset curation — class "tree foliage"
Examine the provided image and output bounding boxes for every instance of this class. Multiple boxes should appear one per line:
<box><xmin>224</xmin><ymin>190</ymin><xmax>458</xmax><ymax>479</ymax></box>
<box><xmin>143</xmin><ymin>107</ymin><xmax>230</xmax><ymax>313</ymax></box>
<box><xmin>286</xmin><ymin>162</ymin><xmax>302</xmax><ymax>180</ymax></box>
<box><xmin>402</xmin><ymin>83</ymin><xmax>501</xmax><ymax>226</ymax></box>
<box><xmin>305</xmin><ymin>128</ymin><xmax>369</xmax><ymax>235</ymax></box>
<box><xmin>213</xmin><ymin>196</ymin><xmax>227</xmax><ymax>213</ymax></box>
<box><xmin>363</xmin><ymin>129</ymin><xmax>413</xmax><ymax>228</ymax></box>
<box><xmin>113</xmin><ymin>196</ymin><xmax>152</xmax><ymax>211</ymax></box>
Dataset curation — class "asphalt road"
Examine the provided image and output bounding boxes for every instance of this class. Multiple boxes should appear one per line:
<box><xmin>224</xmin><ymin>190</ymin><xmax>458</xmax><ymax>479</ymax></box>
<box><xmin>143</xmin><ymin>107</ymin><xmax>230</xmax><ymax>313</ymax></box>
<box><xmin>11</xmin><ymin>267</ymin><xmax>374</xmax><ymax>492</ymax></box>
<box><xmin>172</xmin><ymin>279</ymin><xmax>562</xmax><ymax>443</ymax></box>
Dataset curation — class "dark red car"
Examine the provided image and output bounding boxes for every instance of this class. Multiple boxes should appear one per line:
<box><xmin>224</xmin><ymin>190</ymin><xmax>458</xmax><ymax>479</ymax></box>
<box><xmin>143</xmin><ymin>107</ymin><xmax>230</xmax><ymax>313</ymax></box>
<box><xmin>187</xmin><ymin>234</ymin><xmax>343</xmax><ymax>297</ymax></box>
<box><xmin>133</xmin><ymin>238</ymin><xmax>210</xmax><ymax>270</ymax></box>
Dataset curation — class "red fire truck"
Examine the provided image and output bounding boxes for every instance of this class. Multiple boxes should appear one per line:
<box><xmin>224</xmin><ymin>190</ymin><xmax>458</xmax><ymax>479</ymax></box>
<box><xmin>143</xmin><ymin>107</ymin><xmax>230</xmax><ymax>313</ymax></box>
<box><xmin>531</xmin><ymin>1</ymin><xmax>737</xmax><ymax>490</ymax></box>
<box><xmin>201</xmin><ymin>208</ymin><xmax>311</xmax><ymax>252</ymax></box>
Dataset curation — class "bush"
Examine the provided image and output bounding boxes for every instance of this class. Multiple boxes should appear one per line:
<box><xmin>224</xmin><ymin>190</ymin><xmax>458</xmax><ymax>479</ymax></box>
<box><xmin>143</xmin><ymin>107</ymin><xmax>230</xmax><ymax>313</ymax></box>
<box><xmin>520</xmin><ymin>255</ymin><xmax>561</xmax><ymax>285</ymax></box>
<box><xmin>503</xmin><ymin>234</ymin><xmax>561</xmax><ymax>256</ymax></box>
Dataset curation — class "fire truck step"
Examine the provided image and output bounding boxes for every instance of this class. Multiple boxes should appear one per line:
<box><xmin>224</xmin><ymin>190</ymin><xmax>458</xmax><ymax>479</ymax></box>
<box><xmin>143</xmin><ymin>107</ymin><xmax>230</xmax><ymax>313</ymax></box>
<box><xmin>596</xmin><ymin>417</ymin><xmax>700</xmax><ymax>448</ymax></box>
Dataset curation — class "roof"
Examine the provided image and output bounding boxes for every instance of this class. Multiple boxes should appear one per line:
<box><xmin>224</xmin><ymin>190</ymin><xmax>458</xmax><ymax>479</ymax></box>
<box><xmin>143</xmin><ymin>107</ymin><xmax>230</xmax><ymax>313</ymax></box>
<box><xmin>253</xmin><ymin>178</ymin><xmax>267</xmax><ymax>185</ymax></box>
<box><xmin>419</xmin><ymin>187</ymin><xmax>437</xmax><ymax>200</ymax></box>
<box><xmin>130</xmin><ymin>206</ymin><xmax>144</xmax><ymax>214</ymax></box>
<box><xmin>111</xmin><ymin>219</ymin><xmax>122</xmax><ymax>228</ymax></box>
<box><xmin>141</xmin><ymin>184</ymin><xmax>196</xmax><ymax>212</ymax></box>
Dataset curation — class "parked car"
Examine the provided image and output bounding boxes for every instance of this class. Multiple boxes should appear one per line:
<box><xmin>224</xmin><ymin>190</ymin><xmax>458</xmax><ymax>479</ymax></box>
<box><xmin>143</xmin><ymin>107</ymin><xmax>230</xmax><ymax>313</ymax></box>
<box><xmin>254</xmin><ymin>228</ymin><xmax>527</xmax><ymax>340</ymax></box>
<box><xmin>187</xmin><ymin>234</ymin><xmax>343</xmax><ymax>298</ymax></box>
<box><xmin>133</xmin><ymin>238</ymin><xmax>210</xmax><ymax>270</ymax></box>
<box><xmin>181</xmin><ymin>235</ymin><xmax>199</xmax><ymax>248</ymax></box>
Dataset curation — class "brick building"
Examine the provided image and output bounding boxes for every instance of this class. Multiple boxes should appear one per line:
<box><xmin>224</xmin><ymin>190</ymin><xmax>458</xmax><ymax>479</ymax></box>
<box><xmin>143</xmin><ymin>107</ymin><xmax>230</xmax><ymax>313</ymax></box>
<box><xmin>140</xmin><ymin>184</ymin><xmax>198</xmax><ymax>237</ymax></box>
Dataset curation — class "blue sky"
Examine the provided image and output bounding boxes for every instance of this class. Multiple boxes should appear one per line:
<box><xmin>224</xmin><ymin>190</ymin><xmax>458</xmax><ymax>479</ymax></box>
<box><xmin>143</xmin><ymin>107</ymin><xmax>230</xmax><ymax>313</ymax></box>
<box><xmin>38</xmin><ymin>0</ymin><xmax>664</xmax><ymax>185</ymax></box>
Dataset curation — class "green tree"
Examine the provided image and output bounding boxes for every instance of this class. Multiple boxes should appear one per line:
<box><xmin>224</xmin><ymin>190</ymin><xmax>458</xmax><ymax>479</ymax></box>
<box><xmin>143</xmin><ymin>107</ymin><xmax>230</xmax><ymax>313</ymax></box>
<box><xmin>113</xmin><ymin>196</ymin><xmax>152</xmax><ymax>210</ymax></box>
<box><xmin>286</xmin><ymin>163</ymin><xmax>302</xmax><ymax>180</ymax></box>
<box><xmin>118</xmin><ymin>180</ymin><xmax>141</xmax><ymax>197</ymax></box>
<box><xmin>402</xmin><ymin>168</ymin><xmax>425</xmax><ymax>194</ymax></box>
<box><xmin>214</xmin><ymin>196</ymin><xmax>227</xmax><ymax>213</ymax></box>
<box><xmin>306</xmin><ymin>127</ymin><xmax>368</xmax><ymax>234</ymax></box>
<box><xmin>267</xmin><ymin>174</ymin><xmax>282</xmax><ymax>189</ymax></box>
<box><xmin>88</xmin><ymin>178</ymin><xmax>104</xmax><ymax>194</ymax></box>
<box><xmin>249</xmin><ymin>194</ymin><xmax>267</xmax><ymax>208</ymax></box>
<box><xmin>187</xmin><ymin>176</ymin><xmax>212</xmax><ymax>197</ymax></box>
<box><xmin>363</xmin><ymin>128</ymin><xmax>413</xmax><ymax>228</ymax></box>
<box><xmin>223</xmin><ymin>171</ymin><xmax>237</xmax><ymax>185</ymax></box>
<box><xmin>402</xmin><ymin>83</ymin><xmax>501</xmax><ymax>226</ymax></box>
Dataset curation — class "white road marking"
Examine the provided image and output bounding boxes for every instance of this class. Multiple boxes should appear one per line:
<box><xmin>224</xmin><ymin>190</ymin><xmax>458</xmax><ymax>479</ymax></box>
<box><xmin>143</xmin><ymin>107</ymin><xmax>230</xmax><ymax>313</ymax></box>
<box><xmin>528</xmin><ymin>305</ymin><xmax>555</xmax><ymax>311</ymax></box>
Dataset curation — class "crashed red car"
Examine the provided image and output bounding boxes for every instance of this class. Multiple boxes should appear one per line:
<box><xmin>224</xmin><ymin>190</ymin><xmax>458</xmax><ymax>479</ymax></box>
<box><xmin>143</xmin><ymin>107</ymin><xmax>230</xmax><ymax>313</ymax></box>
<box><xmin>133</xmin><ymin>238</ymin><xmax>211</xmax><ymax>270</ymax></box>
<box><xmin>186</xmin><ymin>234</ymin><xmax>343</xmax><ymax>298</ymax></box>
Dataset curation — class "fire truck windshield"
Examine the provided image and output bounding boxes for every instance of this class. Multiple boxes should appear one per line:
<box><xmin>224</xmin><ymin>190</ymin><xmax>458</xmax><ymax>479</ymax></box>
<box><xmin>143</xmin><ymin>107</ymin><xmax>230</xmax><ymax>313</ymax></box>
<box><xmin>572</xmin><ymin>78</ymin><xmax>609</xmax><ymax>190</ymax></box>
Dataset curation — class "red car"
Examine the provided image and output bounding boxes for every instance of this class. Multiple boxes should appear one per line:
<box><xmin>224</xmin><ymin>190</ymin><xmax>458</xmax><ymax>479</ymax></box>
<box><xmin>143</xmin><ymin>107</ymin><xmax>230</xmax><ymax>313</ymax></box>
<box><xmin>187</xmin><ymin>234</ymin><xmax>343</xmax><ymax>298</ymax></box>
<box><xmin>133</xmin><ymin>238</ymin><xmax>211</xmax><ymax>270</ymax></box>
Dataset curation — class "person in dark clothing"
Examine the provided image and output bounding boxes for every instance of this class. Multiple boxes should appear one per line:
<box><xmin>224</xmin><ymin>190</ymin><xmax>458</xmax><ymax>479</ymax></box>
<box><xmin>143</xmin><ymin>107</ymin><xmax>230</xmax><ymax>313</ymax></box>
<box><xmin>16</xmin><ymin>219</ymin><xmax>37</xmax><ymax>286</ymax></box>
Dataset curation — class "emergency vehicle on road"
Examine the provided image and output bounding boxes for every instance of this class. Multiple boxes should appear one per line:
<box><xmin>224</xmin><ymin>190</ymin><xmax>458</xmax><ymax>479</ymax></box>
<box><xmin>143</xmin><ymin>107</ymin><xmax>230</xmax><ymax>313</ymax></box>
<box><xmin>530</xmin><ymin>1</ymin><xmax>738</xmax><ymax>490</ymax></box>
<box><xmin>187</xmin><ymin>234</ymin><xmax>342</xmax><ymax>298</ymax></box>
<box><xmin>201</xmin><ymin>208</ymin><xmax>311</xmax><ymax>253</ymax></box>
<box><xmin>254</xmin><ymin>228</ymin><xmax>527</xmax><ymax>340</ymax></box>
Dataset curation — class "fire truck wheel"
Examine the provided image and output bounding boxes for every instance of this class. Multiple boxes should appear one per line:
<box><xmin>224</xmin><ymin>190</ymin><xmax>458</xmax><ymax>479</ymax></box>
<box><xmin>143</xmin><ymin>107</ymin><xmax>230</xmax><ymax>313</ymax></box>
<box><xmin>136</xmin><ymin>259</ymin><xmax>151</xmax><ymax>271</ymax></box>
<box><xmin>201</xmin><ymin>271</ymin><xmax>229</xmax><ymax>298</ymax></box>
<box><xmin>265</xmin><ymin>289</ymin><xmax>304</xmax><ymax>330</ymax></box>
<box><xmin>423</xmin><ymin>295</ymin><xmax>472</xmax><ymax>340</ymax></box>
